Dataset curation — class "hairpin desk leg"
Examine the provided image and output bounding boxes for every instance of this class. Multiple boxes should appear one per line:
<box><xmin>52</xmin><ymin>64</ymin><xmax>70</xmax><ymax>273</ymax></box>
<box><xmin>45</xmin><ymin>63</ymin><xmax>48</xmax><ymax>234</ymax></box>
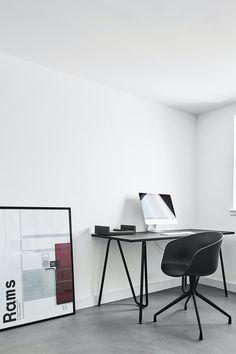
<box><xmin>117</xmin><ymin>240</ymin><xmax>139</xmax><ymax>306</ymax></box>
<box><xmin>220</xmin><ymin>248</ymin><xmax>228</xmax><ymax>297</ymax></box>
<box><xmin>98</xmin><ymin>239</ymin><xmax>111</xmax><ymax>306</ymax></box>
<box><xmin>139</xmin><ymin>241</ymin><xmax>148</xmax><ymax>324</ymax></box>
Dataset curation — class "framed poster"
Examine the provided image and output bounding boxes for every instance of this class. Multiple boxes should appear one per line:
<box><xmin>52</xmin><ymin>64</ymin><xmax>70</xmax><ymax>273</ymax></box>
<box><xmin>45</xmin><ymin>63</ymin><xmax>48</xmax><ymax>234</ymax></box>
<box><xmin>0</xmin><ymin>207</ymin><xmax>75</xmax><ymax>331</ymax></box>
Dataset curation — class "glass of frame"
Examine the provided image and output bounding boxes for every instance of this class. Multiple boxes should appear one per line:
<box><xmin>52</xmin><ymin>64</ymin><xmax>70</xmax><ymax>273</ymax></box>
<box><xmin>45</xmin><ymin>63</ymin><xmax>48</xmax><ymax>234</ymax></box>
<box><xmin>0</xmin><ymin>207</ymin><xmax>75</xmax><ymax>331</ymax></box>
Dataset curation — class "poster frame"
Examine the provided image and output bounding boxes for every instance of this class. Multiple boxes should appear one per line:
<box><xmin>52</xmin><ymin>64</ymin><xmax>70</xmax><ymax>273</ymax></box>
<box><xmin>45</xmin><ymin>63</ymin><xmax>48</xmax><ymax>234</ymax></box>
<box><xmin>0</xmin><ymin>206</ymin><xmax>76</xmax><ymax>331</ymax></box>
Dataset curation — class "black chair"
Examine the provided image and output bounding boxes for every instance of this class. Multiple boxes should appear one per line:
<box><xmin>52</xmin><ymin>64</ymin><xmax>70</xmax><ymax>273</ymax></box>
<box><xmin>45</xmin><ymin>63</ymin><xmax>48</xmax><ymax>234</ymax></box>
<box><xmin>153</xmin><ymin>232</ymin><xmax>232</xmax><ymax>340</ymax></box>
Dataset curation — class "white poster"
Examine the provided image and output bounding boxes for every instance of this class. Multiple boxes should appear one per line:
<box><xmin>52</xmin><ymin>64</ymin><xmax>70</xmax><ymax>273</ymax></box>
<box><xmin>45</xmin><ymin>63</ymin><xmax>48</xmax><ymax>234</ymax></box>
<box><xmin>0</xmin><ymin>207</ymin><xmax>75</xmax><ymax>330</ymax></box>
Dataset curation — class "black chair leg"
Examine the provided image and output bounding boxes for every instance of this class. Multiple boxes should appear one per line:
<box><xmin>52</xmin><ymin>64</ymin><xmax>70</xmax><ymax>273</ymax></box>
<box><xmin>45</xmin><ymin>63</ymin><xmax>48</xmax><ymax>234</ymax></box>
<box><xmin>192</xmin><ymin>291</ymin><xmax>203</xmax><ymax>341</ymax></box>
<box><xmin>181</xmin><ymin>276</ymin><xmax>188</xmax><ymax>294</ymax></box>
<box><xmin>184</xmin><ymin>294</ymin><xmax>191</xmax><ymax>310</ymax></box>
<box><xmin>153</xmin><ymin>291</ymin><xmax>190</xmax><ymax>322</ymax></box>
<box><xmin>195</xmin><ymin>290</ymin><xmax>232</xmax><ymax>324</ymax></box>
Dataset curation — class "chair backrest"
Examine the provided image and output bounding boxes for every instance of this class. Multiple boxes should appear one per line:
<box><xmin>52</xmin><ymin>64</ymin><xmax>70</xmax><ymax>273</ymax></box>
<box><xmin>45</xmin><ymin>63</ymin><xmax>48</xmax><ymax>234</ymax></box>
<box><xmin>161</xmin><ymin>232</ymin><xmax>223</xmax><ymax>277</ymax></box>
<box><xmin>186</xmin><ymin>232</ymin><xmax>223</xmax><ymax>276</ymax></box>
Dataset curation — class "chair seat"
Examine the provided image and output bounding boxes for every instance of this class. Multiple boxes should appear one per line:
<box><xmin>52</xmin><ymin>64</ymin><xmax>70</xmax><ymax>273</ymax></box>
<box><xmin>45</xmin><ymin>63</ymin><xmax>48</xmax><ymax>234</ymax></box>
<box><xmin>162</xmin><ymin>263</ymin><xmax>189</xmax><ymax>277</ymax></box>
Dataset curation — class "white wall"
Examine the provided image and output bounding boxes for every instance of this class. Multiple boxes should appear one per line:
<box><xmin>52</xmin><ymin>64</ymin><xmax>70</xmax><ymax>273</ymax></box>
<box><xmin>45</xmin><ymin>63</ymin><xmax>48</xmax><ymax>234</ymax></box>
<box><xmin>196</xmin><ymin>104</ymin><xmax>236</xmax><ymax>290</ymax></box>
<box><xmin>0</xmin><ymin>52</ymin><xmax>197</xmax><ymax>309</ymax></box>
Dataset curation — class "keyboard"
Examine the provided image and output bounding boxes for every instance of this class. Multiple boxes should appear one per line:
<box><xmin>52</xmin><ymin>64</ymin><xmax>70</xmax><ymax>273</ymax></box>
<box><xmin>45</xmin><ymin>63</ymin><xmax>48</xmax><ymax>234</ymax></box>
<box><xmin>160</xmin><ymin>231</ymin><xmax>195</xmax><ymax>237</ymax></box>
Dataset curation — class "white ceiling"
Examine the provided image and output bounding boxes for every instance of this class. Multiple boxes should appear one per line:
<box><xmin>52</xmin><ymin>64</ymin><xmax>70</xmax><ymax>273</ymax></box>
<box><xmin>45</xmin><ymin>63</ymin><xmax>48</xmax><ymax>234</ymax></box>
<box><xmin>0</xmin><ymin>0</ymin><xmax>236</xmax><ymax>115</ymax></box>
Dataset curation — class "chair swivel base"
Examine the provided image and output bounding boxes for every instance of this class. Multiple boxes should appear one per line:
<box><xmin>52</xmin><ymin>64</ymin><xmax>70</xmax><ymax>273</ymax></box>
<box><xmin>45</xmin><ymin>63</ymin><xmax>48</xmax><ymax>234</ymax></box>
<box><xmin>153</xmin><ymin>280</ymin><xmax>232</xmax><ymax>341</ymax></box>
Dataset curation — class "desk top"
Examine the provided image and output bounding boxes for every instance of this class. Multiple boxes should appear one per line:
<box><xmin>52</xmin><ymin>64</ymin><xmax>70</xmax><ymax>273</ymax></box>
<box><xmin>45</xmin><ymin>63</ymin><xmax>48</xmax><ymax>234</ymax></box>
<box><xmin>91</xmin><ymin>228</ymin><xmax>235</xmax><ymax>243</ymax></box>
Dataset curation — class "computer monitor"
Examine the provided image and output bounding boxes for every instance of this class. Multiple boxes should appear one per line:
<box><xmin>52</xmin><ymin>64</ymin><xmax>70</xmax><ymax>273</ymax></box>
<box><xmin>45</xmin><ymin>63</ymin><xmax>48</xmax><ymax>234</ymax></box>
<box><xmin>139</xmin><ymin>193</ymin><xmax>177</xmax><ymax>231</ymax></box>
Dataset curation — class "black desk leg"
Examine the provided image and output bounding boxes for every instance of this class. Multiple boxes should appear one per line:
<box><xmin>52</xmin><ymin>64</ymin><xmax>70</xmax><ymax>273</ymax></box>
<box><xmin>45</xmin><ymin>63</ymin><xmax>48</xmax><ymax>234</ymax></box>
<box><xmin>117</xmin><ymin>240</ymin><xmax>148</xmax><ymax>308</ymax></box>
<box><xmin>144</xmin><ymin>242</ymin><xmax>149</xmax><ymax>308</ymax></box>
<box><xmin>139</xmin><ymin>241</ymin><xmax>148</xmax><ymax>324</ymax></box>
<box><xmin>98</xmin><ymin>239</ymin><xmax>111</xmax><ymax>306</ymax></box>
<box><xmin>220</xmin><ymin>248</ymin><xmax>228</xmax><ymax>297</ymax></box>
<box><xmin>117</xmin><ymin>240</ymin><xmax>139</xmax><ymax>306</ymax></box>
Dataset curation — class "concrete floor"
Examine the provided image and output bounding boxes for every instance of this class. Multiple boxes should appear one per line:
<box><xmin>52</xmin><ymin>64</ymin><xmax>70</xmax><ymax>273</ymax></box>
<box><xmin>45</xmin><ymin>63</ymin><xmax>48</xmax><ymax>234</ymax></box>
<box><xmin>1</xmin><ymin>285</ymin><xmax>235</xmax><ymax>354</ymax></box>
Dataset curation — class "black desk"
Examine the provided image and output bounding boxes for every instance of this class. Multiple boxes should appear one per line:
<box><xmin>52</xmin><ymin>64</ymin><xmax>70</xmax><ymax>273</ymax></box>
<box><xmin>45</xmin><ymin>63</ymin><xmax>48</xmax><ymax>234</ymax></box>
<box><xmin>92</xmin><ymin>229</ymin><xmax>234</xmax><ymax>323</ymax></box>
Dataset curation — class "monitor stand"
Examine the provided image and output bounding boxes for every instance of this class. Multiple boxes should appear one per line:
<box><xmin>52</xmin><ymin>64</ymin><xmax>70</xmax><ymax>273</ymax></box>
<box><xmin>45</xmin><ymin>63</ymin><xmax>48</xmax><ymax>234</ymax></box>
<box><xmin>147</xmin><ymin>224</ymin><xmax>162</xmax><ymax>233</ymax></box>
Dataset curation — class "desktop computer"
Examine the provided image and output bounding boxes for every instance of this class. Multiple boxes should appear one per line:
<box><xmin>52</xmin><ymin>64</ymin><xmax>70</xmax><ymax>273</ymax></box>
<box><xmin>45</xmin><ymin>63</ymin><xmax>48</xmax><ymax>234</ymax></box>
<box><xmin>139</xmin><ymin>193</ymin><xmax>177</xmax><ymax>230</ymax></box>
<box><xmin>139</xmin><ymin>193</ymin><xmax>193</xmax><ymax>236</ymax></box>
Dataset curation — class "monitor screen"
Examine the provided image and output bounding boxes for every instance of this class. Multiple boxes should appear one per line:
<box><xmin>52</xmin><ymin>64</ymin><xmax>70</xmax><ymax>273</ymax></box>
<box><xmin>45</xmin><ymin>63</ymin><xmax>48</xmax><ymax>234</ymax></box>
<box><xmin>139</xmin><ymin>193</ymin><xmax>177</xmax><ymax>225</ymax></box>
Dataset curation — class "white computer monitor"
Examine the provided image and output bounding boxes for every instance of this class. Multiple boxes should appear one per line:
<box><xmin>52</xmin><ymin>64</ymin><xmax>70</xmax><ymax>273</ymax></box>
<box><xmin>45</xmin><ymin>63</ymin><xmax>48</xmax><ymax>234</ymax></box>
<box><xmin>139</xmin><ymin>193</ymin><xmax>177</xmax><ymax>231</ymax></box>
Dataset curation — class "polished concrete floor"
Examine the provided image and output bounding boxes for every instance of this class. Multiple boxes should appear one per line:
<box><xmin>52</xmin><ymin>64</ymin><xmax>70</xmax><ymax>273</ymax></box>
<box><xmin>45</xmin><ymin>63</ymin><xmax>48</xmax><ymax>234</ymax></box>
<box><xmin>1</xmin><ymin>285</ymin><xmax>235</xmax><ymax>354</ymax></box>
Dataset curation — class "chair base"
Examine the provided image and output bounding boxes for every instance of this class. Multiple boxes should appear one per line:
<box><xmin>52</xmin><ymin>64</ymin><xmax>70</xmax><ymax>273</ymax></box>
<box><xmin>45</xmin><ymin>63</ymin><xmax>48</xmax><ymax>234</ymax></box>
<box><xmin>153</xmin><ymin>276</ymin><xmax>232</xmax><ymax>341</ymax></box>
